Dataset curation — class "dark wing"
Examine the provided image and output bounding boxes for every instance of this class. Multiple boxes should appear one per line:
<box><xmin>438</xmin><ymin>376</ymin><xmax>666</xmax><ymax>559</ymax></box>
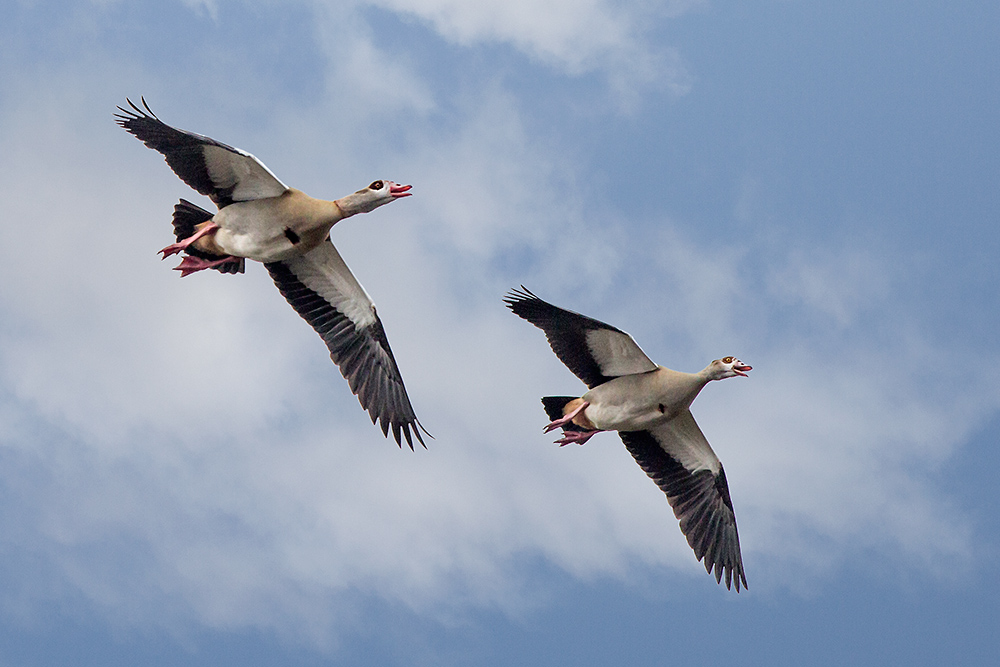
<box><xmin>115</xmin><ymin>97</ymin><xmax>287</xmax><ymax>208</ymax></box>
<box><xmin>265</xmin><ymin>240</ymin><xmax>428</xmax><ymax>449</ymax></box>
<box><xmin>504</xmin><ymin>287</ymin><xmax>657</xmax><ymax>388</ymax></box>
<box><xmin>619</xmin><ymin>410</ymin><xmax>747</xmax><ymax>591</ymax></box>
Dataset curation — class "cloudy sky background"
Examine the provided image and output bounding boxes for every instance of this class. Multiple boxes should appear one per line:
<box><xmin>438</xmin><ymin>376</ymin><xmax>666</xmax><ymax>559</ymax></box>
<box><xmin>1</xmin><ymin>0</ymin><xmax>998</xmax><ymax>664</ymax></box>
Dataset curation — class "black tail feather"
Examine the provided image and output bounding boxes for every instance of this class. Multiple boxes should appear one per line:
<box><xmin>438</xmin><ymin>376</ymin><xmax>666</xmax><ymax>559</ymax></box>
<box><xmin>172</xmin><ymin>198</ymin><xmax>213</xmax><ymax>241</ymax></box>
<box><xmin>541</xmin><ymin>396</ymin><xmax>575</xmax><ymax>421</ymax></box>
<box><xmin>541</xmin><ymin>396</ymin><xmax>586</xmax><ymax>431</ymax></box>
<box><xmin>171</xmin><ymin>199</ymin><xmax>244</xmax><ymax>274</ymax></box>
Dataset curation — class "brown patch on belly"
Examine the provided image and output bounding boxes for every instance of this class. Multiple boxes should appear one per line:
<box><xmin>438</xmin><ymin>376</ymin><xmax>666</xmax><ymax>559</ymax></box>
<box><xmin>190</xmin><ymin>221</ymin><xmax>226</xmax><ymax>256</ymax></box>
<box><xmin>564</xmin><ymin>398</ymin><xmax>596</xmax><ymax>430</ymax></box>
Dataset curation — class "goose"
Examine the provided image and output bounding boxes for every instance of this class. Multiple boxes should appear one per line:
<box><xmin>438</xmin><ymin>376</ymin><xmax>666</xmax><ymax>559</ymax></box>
<box><xmin>116</xmin><ymin>98</ymin><xmax>428</xmax><ymax>449</ymax></box>
<box><xmin>504</xmin><ymin>287</ymin><xmax>751</xmax><ymax>591</ymax></box>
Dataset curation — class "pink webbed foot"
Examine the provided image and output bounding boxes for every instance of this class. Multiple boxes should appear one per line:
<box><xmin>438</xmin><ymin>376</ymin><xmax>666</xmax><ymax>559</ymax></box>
<box><xmin>543</xmin><ymin>401</ymin><xmax>590</xmax><ymax>434</ymax></box>
<box><xmin>173</xmin><ymin>254</ymin><xmax>240</xmax><ymax>277</ymax></box>
<box><xmin>159</xmin><ymin>222</ymin><xmax>220</xmax><ymax>258</ymax></box>
<box><xmin>555</xmin><ymin>429</ymin><xmax>600</xmax><ymax>446</ymax></box>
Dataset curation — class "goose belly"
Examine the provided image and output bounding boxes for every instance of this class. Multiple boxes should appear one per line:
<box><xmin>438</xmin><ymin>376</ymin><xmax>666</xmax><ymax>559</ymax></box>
<box><xmin>213</xmin><ymin>204</ymin><xmax>329</xmax><ymax>262</ymax></box>
<box><xmin>583</xmin><ymin>401</ymin><xmax>661</xmax><ymax>431</ymax></box>
<box><xmin>582</xmin><ymin>374</ymin><xmax>678</xmax><ymax>432</ymax></box>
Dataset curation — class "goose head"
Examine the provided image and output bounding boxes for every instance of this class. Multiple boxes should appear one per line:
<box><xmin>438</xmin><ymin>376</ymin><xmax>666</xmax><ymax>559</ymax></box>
<box><xmin>706</xmin><ymin>356</ymin><xmax>752</xmax><ymax>380</ymax></box>
<box><xmin>336</xmin><ymin>180</ymin><xmax>412</xmax><ymax>215</ymax></box>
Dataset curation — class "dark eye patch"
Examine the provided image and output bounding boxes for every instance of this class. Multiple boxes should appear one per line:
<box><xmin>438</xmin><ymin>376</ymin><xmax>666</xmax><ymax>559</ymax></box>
<box><xmin>369</xmin><ymin>180</ymin><xmax>384</xmax><ymax>190</ymax></box>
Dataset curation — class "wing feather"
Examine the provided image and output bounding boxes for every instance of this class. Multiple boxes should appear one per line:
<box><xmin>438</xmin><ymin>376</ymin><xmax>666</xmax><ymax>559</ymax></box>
<box><xmin>504</xmin><ymin>287</ymin><xmax>656</xmax><ymax>388</ymax></box>
<box><xmin>266</xmin><ymin>241</ymin><xmax>428</xmax><ymax>449</ymax></box>
<box><xmin>116</xmin><ymin>97</ymin><xmax>287</xmax><ymax>207</ymax></box>
<box><xmin>620</xmin><ymin>412</ymin><xmax>747</xmax><ymax>591</ymax></box>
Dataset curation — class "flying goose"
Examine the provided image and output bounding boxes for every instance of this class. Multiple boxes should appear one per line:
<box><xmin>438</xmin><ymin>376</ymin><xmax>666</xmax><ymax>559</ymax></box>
<box><xmin>505</xmin><ymin>287</ymin><xmax>751</xmax><ymax>591</ymax></box>
<box><xmin>116</xmin><ymin>98</ymin><xmax>428</xmax><ymax>449</ymax></box>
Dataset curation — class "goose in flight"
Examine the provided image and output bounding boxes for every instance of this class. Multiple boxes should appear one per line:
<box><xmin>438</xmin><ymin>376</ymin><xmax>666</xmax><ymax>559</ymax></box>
<box><xmin>116</xmin><ymin>98</ymin><xmax>428</xmax><ymax>449</ymax></box>
<box><xmin>505</xmin><ymin>287</ymin><xmax>751</xmax><ymax>590</ymax></box>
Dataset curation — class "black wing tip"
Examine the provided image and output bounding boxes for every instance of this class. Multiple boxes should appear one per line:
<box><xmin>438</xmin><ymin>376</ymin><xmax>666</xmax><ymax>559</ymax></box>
<box><xmin>694</xmin><ymin>526</ymin><xmax>747</xmax><ymax>592</ymax></box>
<box><xmin>620</xmin><ymin>430</ymin><xmax>748</xmax><ymax>593</ymax></box>
<box><xmin>383</xmin><ymin>418</ymin><xmax>432</xmax><ymax>450</ymax></box>
<box><xmin>726</xmin><ymin>567</ymin><xmax>749</xmax><ymax>592</ymax></box>
<box><xmin>266</xmin><ymin>259</ymin><xmax>430</xmax><ymax>452</ymax></box>
<box><xmin>703</xmin><ymin>556</ymin><xmax>748</xmax><ymax>592</ymax></box>
<box><xmin>699</xmin><ymin>521</ymin><xmax>747</xmax><ymax>592</ymax></box>
<box><xmin>502</xmin><ymin>285</ymin><xmax>541</xmax><ymax>310</ymax></box>
<box><xmin>504</xmin><ymin>286</ymin><xmax>566</xmax><ymax>327</ymax></box>
<box><xmin>114</xmin><ymin>96</ymin><xmax>157</xmax><ymax>126</ymax></box>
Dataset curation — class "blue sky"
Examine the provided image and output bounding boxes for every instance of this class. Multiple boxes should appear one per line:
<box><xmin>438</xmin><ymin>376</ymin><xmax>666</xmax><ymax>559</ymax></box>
<box><xmin>1</xmin><ymin>0</ymin><xmax>998</xmax><ymax>664</ymax></box>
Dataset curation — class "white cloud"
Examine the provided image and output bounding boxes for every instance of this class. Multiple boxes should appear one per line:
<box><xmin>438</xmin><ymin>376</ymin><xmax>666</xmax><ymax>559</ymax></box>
<box><xmin>369</xmin><ymin>0</ymin><xmax>638</xmax><ymax>67</ymax></box>
<box><xmin>338</xmin><ymin>0</ymin><xmax>695</xmax><ymax>98</ymax></box>
<box><xmin>766</xmin><ymin>244</ymin><xmax>890</xmax><ymax>329</ymax></box>
<box><xmin>176</xmin><ymin>0</ymin><xmax>219</xmax><ymax>19</ymax></box>
<box><xmin>309</xmin><ymin>5</ymin><xmax>438</xmax><ymax>120</ymax></box>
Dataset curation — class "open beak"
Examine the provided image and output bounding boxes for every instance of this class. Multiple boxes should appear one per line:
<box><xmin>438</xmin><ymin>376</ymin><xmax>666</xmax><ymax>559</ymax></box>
<box><xmin>734</xmin><ymin>364</ymin><xmax>752</xmax><ymax>377</ymax></box>
<box><xmin>389</xmin><ymin>182</ymin><xmax>413</xmax><ymax>198</ymax></box>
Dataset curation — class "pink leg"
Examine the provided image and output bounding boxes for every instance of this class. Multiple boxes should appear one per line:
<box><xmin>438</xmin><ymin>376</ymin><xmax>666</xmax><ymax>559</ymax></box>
<box><xmin>555</xmin><ymin>429</ymin><xmax>600</xmax><ymax>446</ymax></box>
<box><xmin>173</xmin><ymin>254</ymin><xmax>240</xmax><ymax>277</ymax></box>
<box><xmin>159</xmin><ymin>222</ymin><xmax>220</xmax><ymax>258</ymax></box>
<box><xmin>543</xmin><ymin>401</ymin><xmax>590</xmax><ymax>433</ymax></box>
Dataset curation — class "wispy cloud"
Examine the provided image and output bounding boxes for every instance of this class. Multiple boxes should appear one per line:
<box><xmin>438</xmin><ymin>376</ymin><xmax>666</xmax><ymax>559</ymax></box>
<box><xmin>341</xmin><ymin>0</ymin><xmax>694</xmax><ymax>99</ymax></box>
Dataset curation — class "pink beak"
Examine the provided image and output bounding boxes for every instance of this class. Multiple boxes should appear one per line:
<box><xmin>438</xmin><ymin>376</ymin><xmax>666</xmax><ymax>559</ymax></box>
<box><xmin>734</xmin><ymin>364</ymin><xmax>752</xmax><ymax>377</ymax></box>
<box><xmin>389</xmin><ymin>182</ymin><xmax>413</xmax><ymax>198</ymax></box>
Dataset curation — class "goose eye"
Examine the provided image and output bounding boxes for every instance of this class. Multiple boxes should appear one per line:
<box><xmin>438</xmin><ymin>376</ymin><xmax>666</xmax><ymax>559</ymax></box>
<box><xmin>722</xmin><ymin>356</ymin><xmax>734</xmax><ymax>364</ymax></box>
<box><xmin>369</xmin><ymin>180</ymin><xmax>384</xmax><ymax>190</ymax></box>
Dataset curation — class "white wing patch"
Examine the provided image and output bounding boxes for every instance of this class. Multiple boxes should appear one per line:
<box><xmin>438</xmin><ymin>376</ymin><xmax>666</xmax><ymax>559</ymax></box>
<box><xmin>202</xmin><ymin>145</ymin><xmax>288</xmax><ymax>202</ymax></box>
<box><xmin>585</xmin><ymin>328</ymin><xmax>657</xmax><ymax>378</ymax></box>
<box><xmin>284</xmin><ymin>241</ymin><xmax>377</xmax><ymax>330</ymax></box>
<box><xmin>650</xmin><ymin>410</ymin><xmax>722</xmax><ymax>475</ymax></box>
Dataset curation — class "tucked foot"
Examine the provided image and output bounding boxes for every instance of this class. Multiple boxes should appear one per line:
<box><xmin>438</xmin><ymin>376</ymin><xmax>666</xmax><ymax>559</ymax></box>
<box><xmin>555</xmin><ymin>429</ymin><xmax>600</xmax><ymax>446</ymax></box>
<box><xmin>173</xmin><ymin>254</ymin><xmax>240</xmax><ymax>277</ymax></box>
<box><xmin>543</xmin><ymin>401</ymin><xmax>590</xmax><ymax>433</ymax></box>
<box><xmin>159</xmin><ymin>222</ymin><xmax>220</xmax><ymax>258</ymax></box>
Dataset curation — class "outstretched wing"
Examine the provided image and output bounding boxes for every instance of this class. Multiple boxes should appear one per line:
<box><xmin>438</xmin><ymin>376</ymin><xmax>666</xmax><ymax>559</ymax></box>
<box><xmin>619</xmin><ymin>411</ymin><xmax>747</xmax><ymax>591</ymax></box>
<box><xmin>504</xmin><ymin>286</ymin><xmax>657</xmax><ymax>388</ymax></box>
<box><xmin>266</xmin><ymin>240</ymin><xmax>428</xmax><ymax>449</ymax></box>
<box><xmin>116</xmin><ymin>97</ymin><xmax>288</xmax><ymax>207</ymax></box>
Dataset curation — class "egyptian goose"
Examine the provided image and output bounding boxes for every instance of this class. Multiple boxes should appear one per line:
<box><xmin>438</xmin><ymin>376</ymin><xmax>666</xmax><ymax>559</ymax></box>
<box><xmin>505</xmin><ymin>287</ymin><xmax>751</xmax><ymax>591</ymax></box>
<box><xmin>116</xmin><ymin>98</ymin><xmax>428</xmax><ymax>449</ymax></box>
